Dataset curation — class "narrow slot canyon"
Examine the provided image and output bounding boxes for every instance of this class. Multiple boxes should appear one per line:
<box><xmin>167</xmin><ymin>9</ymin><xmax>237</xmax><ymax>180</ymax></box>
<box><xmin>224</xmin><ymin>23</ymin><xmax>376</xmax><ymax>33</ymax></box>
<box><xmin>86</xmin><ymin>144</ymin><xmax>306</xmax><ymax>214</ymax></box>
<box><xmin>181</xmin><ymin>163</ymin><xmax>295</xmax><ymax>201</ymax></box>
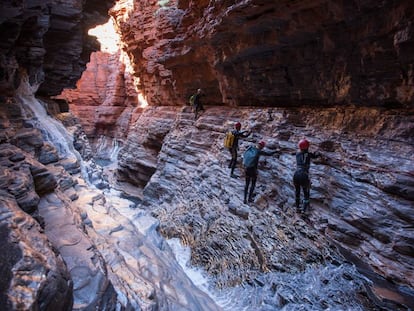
<box><xmin>0</xmin><ymin>1</ymin><xmax>413</xmax><ymax>310</ymax></box>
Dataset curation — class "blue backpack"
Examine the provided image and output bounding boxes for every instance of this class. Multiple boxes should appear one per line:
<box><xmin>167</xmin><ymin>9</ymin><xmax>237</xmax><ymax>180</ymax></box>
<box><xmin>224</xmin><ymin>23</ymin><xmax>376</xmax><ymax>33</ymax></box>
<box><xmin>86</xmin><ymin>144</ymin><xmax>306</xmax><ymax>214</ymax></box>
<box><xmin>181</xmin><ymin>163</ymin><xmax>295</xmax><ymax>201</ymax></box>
<box><xmin>243</xmin><ymin>146</ymin><xmax>259</xmax><ymax>168</ymax></box>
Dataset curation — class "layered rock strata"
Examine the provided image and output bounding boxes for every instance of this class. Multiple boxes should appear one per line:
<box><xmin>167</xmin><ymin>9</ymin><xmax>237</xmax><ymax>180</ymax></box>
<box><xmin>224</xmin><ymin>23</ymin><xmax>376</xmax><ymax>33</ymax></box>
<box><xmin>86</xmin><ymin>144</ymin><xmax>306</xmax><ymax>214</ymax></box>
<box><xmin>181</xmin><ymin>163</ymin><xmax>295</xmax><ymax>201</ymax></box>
<box><xmin>117</xmin><ymin>105</ymin><xmax>414</xmax><ymax>309</ymax></box>
<box><xmin>0</xmin><ymin>194</ymin><xmax>73</xmax><ymax>310</ymax></box>
<box><xmin>0</xmin><ymin>97</ymin><xmax>122</xmax><ymax>310</ymax></box>
<box><xmin>1</xmin><ymin>94</ymin><xmax>222</xmax><ymax>310</ymax></box>
<box><xmin>1</xmin><ymin>0</ymin><xmax>414</xmax><ymax>309</ymax></box>
<box><xmin>111</xmin><ymin>0</ymin><xmax>414</xmax><ymax>108</ymax></box>
<box><xmin>0</xmin><ymin>0</ymin><xmax>114</xmax><ymax>97</ymax></box>
<box><xmin>58</xmin><ymin>50</ymin><xmax>138</xmax><ymax>143</ymax></box>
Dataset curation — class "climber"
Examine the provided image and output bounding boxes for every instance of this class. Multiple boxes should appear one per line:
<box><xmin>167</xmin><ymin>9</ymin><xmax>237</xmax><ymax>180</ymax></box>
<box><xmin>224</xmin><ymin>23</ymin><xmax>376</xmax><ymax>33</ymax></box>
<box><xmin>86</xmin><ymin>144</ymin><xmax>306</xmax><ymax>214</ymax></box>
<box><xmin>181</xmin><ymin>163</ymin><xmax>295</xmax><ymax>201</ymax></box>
<box><xmin>189</xmin><ymin>88</ymin><xmax>205</xmax><ymax>120</ymax></box>
<box><xmin>243</xmin><ymin>140</ymin><xmax>277</xmax><ymax>204</ymax></box>
<box><xmin>293</xmin><ymin>138</ymin><xmax>320</xmax><ymax>213</ymax></box>
<box><xmin>228</xmin><ymin>121</ymin><xmax>251</xmax><ymax>178</ymax></box>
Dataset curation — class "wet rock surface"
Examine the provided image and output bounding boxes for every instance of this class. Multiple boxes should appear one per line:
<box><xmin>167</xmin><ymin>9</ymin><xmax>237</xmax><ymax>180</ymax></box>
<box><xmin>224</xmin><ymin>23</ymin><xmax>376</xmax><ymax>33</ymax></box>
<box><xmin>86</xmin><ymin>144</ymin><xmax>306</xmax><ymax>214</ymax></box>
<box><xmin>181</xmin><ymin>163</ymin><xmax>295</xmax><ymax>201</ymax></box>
<box><xmin>0</xmin><ymin>194</ymin><xmax>73</xmax><ymax>310</ymax></box>
<box><xmin>1</xmin><ymin>0</ymin><xmax>414</xmax><ymax>310</ymax></box>
<box><xmin>118</xmin><ymin>105</ymin><xmax>414</xmax><ymax>309</ymax></box>
<box><xmin>0</xmin><ymin>96</ymin><xmax>222</xmax><ymax>310</ymax></box>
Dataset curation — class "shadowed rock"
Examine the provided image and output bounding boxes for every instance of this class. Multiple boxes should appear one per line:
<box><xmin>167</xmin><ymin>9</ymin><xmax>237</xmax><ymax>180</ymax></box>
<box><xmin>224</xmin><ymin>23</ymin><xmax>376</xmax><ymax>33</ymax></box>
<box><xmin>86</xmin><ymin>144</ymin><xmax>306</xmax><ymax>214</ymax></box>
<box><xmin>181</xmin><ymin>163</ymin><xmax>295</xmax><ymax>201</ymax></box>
<box><xmin>0</xmin><ymin>194</ymin><xmax>73</xmax><ymax>311</ymax></box>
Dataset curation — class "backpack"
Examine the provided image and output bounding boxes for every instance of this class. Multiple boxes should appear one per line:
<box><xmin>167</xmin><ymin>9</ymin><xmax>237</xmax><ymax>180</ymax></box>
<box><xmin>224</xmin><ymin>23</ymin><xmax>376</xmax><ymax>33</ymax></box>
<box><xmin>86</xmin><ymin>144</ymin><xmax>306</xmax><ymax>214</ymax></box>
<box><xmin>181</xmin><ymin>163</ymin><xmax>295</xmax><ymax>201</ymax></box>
<box><xmin>224</xmin><ymin>131</ymin><xmax>235</xmax><ymax>149</ymax></box>
<box><xmin>188</xmin><ymin>94</ymin><xmax>196</xmax><ymax>105</ymax></box>
<box><xmin>243</xmin><ymin>146</ymin><xmax>259</xmax><ymax>168</ymax></box>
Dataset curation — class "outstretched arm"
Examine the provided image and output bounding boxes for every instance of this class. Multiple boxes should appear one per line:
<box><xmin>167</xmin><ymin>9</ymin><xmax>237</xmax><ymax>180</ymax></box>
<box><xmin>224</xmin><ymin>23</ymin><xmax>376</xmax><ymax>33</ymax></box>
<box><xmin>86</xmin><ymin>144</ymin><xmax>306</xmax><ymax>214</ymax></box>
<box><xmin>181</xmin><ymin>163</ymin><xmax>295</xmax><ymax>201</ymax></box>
<box><xmin>260</xmin><ymin>150</ymin><xmax>279</xmax><ymax>157</ymax></box>
<box><xmin>310</xmin><ymin>152</ymin><xmax>321</xmax><ymax>159</ymax></box>
<box><xmin>241</xmin><ymin>130</ymin><xmax>251</xmax><ymax>138</ymax></box>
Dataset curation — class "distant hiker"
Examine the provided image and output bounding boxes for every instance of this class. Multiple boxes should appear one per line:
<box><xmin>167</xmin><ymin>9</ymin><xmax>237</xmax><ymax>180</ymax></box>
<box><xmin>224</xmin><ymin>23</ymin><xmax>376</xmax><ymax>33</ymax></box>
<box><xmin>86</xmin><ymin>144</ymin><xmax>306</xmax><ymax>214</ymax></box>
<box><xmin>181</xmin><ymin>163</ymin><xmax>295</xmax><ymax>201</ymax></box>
<box><xmin>189</xmin><ymin>88</ymin><xmax>205</xmax><ymax>120</ymax></box>
<box><xmin>293</xmin><ymin>138</ymin><xmax>320</xmax><ymax>213</ymax></box>
<box><xmin>227</xmin><ymin>122</ymin><xmax>251</xmax><ymax>178</ymax></box>
<box><xmin>243</xmin><ymin>141</ymin><xmax>277</xmax><ymax>204</ymax></box>
<box><xmin>267</xmin><ymin>108</ymin><xmax>274</xmax><ymax>122</ymax></box>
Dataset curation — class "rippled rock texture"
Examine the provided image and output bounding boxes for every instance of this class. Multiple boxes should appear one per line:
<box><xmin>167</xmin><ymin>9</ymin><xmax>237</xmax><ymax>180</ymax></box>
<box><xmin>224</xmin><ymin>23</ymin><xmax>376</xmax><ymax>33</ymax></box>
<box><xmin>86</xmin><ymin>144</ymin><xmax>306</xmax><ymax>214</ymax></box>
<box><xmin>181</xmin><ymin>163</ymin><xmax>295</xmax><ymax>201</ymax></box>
<box><xmin>0</xmin><ymin>95</ymin><xmax>221</xmax><ymax>310</ymax></box>
<box><xmin>0</xmin><ymin>194</ymin><xmax>73</xmax><ymax>310</ymax></box>
<box><xmin>1</xmin><ymin>0</ymin><xmax>414</xmax><ymax>310</ymax></box>
<box><xmin>0</xmin><ymin>98</ymin><xmax>122</xmax><ymax>310</ymax></box>
<box><xmin>118</xmin><ymin>105</ymin><xmax>414</xmax><ymax>308</ymax></box>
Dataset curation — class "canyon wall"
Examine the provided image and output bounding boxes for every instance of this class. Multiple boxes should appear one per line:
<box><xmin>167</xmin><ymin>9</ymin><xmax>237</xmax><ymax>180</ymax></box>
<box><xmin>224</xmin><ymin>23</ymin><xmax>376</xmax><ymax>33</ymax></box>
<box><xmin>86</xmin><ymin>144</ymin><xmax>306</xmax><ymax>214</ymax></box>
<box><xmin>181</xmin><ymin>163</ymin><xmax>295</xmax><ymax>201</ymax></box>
<box><xmin>0</xmin><ymin>0</ymin><xmax>114</xmax><ymax>97</ymax></box>
<box><xmin>111</xmin><ymin>0</ymin><xmax>414</xmax><ymax>108</ymax></box>
<box><xmin>116</xmin><ymin>104</ymin><xmax>414</xmax><ymax>309</ymax></box>
<box><xmin>1</xmin><ymin>0</ymin><xmax>414</xmax><ymax>310</ymax></box>
<box><xmin>0</xmin><ymin>1</ymin><xmax>118</xmax><ymax>309</ymax></box>
<box><xmin>57</xmin><ymin>50</ymin><xmax>138</xmax><ymax>142</ymax></box>
<box><xmin>110</xmin><ymin>0</ymin><xmax>414</xmax><ymax>308</ymax></box>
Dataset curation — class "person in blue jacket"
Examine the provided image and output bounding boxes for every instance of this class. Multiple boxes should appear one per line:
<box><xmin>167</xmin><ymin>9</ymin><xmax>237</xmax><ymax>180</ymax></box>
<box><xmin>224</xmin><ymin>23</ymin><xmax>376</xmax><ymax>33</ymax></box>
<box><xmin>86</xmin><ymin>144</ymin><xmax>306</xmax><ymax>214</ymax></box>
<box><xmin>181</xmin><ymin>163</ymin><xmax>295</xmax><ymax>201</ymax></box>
<box><xmin>243</xmin><ymin>141</ymin><xmax>277</xmax><ymax>204</ymax></box>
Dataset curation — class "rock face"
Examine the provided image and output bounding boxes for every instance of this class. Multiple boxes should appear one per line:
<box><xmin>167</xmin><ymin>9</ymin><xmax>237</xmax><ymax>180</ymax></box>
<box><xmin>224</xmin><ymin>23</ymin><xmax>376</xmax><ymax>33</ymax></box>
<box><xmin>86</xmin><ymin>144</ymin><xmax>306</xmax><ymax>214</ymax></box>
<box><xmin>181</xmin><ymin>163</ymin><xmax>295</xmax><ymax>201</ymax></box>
<box><xmin>108</xmin><ymin>3</ymin><xmax>414</xmax><ymax>306</ymax></box>
<box><xmin>57</xmin><ymin>50</ymin><xmax>138</xmax><ymax>142</ymax></box>
<box><xmin>0</xmin><ymin>194</ymin><xmax>73</xmax><ymax>311</ymax></box>
<box><xmin>0</xmin><ymin>95</ymin><xmax>222</xmax><ymax>310</ymax></box>
<box><xmin>1</xmin><ymin>0</ymin><xmax>414</xmax><ymax>310</ymax></box>
<box><xmin>118</xmin><ymin>104</ymin><xmax>414</xmax><ymax>309</ymax></box>
<box><xmin>0</xmin><ymin>0</ymin><xmax>114</xmax><ymax>97</ymax></box>
<box><xmin>111</xmin><ymin>0</ymin><xmax>414</xmax><ymax>107</ymax></box>
<box><xmin>0</xmin><ymin>97</ymin><xmax>122</xmax><ymax>310</ymax></box>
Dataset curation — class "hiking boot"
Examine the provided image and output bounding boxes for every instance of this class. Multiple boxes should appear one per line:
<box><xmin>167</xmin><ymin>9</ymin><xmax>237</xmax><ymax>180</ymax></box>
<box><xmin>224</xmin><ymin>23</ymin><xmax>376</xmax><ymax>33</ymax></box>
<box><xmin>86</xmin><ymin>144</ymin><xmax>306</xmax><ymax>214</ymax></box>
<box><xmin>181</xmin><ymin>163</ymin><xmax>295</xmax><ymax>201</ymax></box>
<box><xmin>231</xmin><ymin>173</ymin><xmax>238</xmax><ymax>179</ymax></box>
<box><xmin>303</xmin><ymin>200</ymin><xmax>310</xmax><ymax>212</ymax></box>
<box><xmin>243</xmin><ymin>199</ymin><xmax>247</xmax><ymax>204</ymax></box>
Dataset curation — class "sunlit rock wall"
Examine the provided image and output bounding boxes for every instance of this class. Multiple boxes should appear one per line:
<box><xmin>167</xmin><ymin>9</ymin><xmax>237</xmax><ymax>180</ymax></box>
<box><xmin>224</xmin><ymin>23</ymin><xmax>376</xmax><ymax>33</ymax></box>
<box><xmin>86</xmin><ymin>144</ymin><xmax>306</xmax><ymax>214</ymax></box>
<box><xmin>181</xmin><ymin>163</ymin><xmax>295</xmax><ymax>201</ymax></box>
<box><xmin>110</xmin><ymin>1</ymin><xmax>414</xmax><ymax>307</ymax></box>
<box><xmin>1</xmin><ymin>0</ymin><xmax>413</xmax><ymax>309</ymax></box>
<box><xmin>111</xmin><ymin>0</ymin><xmax>414</xmax><ymax>107</ymax></box>
<box><xmin>58</xmin><ymin>50</ymin><xmax>138</xmax><ymax>141</ymax></box>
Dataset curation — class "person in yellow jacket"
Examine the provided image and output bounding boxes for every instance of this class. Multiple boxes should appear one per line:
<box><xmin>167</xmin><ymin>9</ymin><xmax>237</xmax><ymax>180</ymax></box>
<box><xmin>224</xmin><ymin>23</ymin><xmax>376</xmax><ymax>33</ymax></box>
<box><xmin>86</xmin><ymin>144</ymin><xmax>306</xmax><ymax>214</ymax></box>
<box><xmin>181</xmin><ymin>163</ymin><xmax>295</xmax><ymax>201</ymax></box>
<box><xmin>228</xmin><ymin>122</ymin><xmax>251</xmax><ymax>178</ymax></box>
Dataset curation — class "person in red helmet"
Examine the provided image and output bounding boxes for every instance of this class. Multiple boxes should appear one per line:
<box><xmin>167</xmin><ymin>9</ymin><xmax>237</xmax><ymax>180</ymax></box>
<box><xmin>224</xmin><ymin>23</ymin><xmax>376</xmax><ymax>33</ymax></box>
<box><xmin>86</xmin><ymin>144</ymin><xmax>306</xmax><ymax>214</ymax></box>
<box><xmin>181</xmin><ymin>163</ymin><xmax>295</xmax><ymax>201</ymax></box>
<box><xmin>293</xmin><ymin>138</ymin><xmax>320</xmax><ymax>213</ymax></box>
<box><xmin>243</xmin><ymin>140</ymin><xmax>278</xmax><ymax>204</ymax></box>
<box><xmin>228</xmin><ymin>121</ymin><xmax>251</xmax><ymax>178</ymax></box>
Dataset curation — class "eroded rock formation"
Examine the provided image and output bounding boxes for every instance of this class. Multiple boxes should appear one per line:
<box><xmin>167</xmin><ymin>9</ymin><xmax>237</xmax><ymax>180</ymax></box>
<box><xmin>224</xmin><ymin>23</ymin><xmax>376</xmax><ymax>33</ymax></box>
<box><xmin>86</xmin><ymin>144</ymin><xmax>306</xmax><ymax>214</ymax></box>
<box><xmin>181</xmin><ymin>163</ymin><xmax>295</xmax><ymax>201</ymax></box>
<box><xmin>1</xmin><ymin>0</ymin><xmax>414</xmax><ymax>310</ymax></box>
<box><xmin>109</xmin><ymin>0</ymin><xmax>414</xmax><ymax>307</ymax></box>
<box><xmin>0</xmin><ymin>0</ymin><xmax>114</xmax><ymax>97</ymax></box>
<box><xmin>117</xmin><ymin>104</ymin><xmax>414</xmax><ymax>309</ymax></box>
<box><xmin>0</xmin><ymin>194</ymin><xmax>73</xmax><ymax>310</ymax></box>
<box><xmin>58</xmin><ymin>50</ymin><xmax>137</xmax><ymax>141</ymax></box>
<box><xmin>111</xmin><ymin>0</ymin><xmax>414</xmax><ymax>107</ymax></box>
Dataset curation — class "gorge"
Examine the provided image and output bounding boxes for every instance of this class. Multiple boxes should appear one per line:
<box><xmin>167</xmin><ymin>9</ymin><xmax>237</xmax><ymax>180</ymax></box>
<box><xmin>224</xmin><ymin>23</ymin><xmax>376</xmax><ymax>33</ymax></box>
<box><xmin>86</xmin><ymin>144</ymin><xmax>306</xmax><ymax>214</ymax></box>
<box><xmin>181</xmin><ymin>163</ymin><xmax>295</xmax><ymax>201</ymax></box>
<box><xmin>0</xmin><ymin>1</ymin><xmax>413</xmax><ymax>310</ymax></box>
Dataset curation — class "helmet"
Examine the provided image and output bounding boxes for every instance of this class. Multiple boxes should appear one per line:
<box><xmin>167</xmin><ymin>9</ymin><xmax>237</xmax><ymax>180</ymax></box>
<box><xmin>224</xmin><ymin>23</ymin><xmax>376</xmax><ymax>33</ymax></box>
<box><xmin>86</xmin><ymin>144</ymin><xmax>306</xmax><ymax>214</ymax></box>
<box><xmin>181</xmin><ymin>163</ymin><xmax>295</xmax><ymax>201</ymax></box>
<box><xmin>298</xmin><ymin>139</ymin><xmax>310</xmax><ymax>150</ymax></box>
<box><xmin>258</xmin><ymin>141</ymin><xmax>266</xmax><ymax>149</ymax></box>
<box><xmin>235</xmin><ymin>122</ymin><xmax>241</xmax><ymax>130</ymax></box>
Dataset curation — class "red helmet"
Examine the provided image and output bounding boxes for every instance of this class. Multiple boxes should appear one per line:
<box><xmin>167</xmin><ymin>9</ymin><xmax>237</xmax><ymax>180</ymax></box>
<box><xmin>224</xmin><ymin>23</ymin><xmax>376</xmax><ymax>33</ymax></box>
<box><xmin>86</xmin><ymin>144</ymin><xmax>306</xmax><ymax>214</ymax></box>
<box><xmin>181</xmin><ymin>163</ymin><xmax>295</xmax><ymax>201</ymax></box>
<box><xmin>258</xmin><ymin>141</ymin><xmax>266</xmax><ymax>149</ymax></box>
<box><xmin>235</xmin><ymin>122</ymin><xmax>241</xmax><ymax>129</ymax></box>
<box><xmin>298</xmin><ymin>139</ymin><xmax>310</xmax><ymax>150</ymax></box>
